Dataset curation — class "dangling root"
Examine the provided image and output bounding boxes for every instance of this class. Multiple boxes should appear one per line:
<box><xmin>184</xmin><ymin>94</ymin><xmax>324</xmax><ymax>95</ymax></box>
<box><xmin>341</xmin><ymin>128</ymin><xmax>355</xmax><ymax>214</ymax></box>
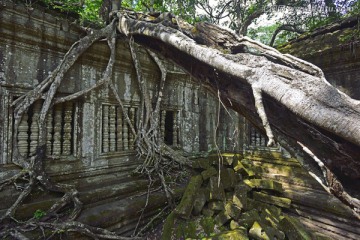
<box><xmin>252</xmin><ymin>86</ymin><xmax>275</xmax><ymax>147</ymax></box>
<box><xmin>0</xmin><ymin>19</ymin><xmax>150</xmax><ymax>239</ymax></box>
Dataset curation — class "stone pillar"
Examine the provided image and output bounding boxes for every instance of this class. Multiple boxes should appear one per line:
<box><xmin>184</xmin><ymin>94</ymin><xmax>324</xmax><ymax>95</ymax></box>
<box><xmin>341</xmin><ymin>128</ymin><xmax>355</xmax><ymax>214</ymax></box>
<box><xmin>53</xmin><ymin>104</ymin><xmax>62</xmax><ymax>156</ymax></box>
<box><xmin>46</xmin><ymin>111</ymin><xmax>53</xmax><ymax>155</ymax></box>
<box><xmin>129</xmin><ymin>107</ymin><xmax>136</xmax><ymax>149</ymax></box>
<box><xmin>122</xmin><ymin>107</ymin><xmax>129</xmax><ymax>150</ymax></box>
<box><xmin>17</xmin><ymin>114</ymin><xmax>29</xmax><ymax>157</ymax></box>
<box><xmin>30</xmin><ymin>101</ymin><xmax>41</xmax><ymax>154</ymax></box>
<box><xmin>62</xmin><ymin>102</ymin><xmax>73</xmax><ymax>155</ymax></box>
<box><xmin>161</xmin><ymin>110</ymin><xmax>166</xmax><ymax>140</ymax></box>
<box><xmin>102</xmin><ymin>105</ymin><xmax>109</xmax><ymax>153</ymax></box>
<box><xmin>109</xmin><ymin>105</ymin><xmax>116</xmax><ymax>152</ymax></box>
<box><xmin>172</xmin><ymin>111</ymin><xmax>178</xmax><ymax>147</ymax></box>
<box><xmin>116</xmin><ymin>107</ymin><xmax>123</xmax><ymax>151</ymax></box>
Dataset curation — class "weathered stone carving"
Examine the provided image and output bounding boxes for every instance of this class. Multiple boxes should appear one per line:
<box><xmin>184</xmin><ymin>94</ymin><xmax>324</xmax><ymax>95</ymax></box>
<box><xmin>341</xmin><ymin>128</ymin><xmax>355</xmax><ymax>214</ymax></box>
<box><xmin>102</xmin><ymin>105</ymin><xmax>110</xmax><ymax>153</ymax></box>
<box><xmin>30</xmin><ymin>101</ymin><xmax>41</xmax><ymax>154</ymax></box>
<box><xmin>123</xmin><ymin>107</ymin><xmax>129</xmax><ymax>150</ymax></box>
<box><xmin>62</xmin><ymin>102</ymin><xmax>73</xmax><ymax>155</ymax></box>
<box><xmin>116</xmin><ymin>107</ymin><xmax>123</xmax><ymax>151</ymax></box>
<box><xmin>161</xmin><ymin>110</ymin><xmax>166</xmax><ymax>139</ymax></box>
<box><xmin>129</xmin><ymin>107</ymin><xmax>136</xmax><ymax>149</ymax></box>
<box><xmin>46</xmin><ymin>111</ymin><xmax>53</xmax><ymax>155</ymax></box>
<box><xmin>109</xmin><ymin>105</ymin><xmax>116</xmax><ymax>152</ymax></box>
<box><xmin>173</xmin><ymin>111</ymin><xmax>178</xmax><ymax>147</ymax></box>
<box><xmin>17</xmin><ymin>113</ymin><xmax>29</xmax><ymax>157</ymax></box>
<box><xmin>52</xmin><ymin>104</ymin><xmax>62</xmax><ymax>156</ymax></box>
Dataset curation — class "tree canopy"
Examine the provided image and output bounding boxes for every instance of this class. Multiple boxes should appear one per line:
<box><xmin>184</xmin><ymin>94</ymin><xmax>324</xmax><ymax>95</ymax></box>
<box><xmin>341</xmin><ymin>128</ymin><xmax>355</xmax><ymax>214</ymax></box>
<box><xmin>36</xmin><ymin>0</ymin><xmax>360</xmax><ymax>46</ymax></box>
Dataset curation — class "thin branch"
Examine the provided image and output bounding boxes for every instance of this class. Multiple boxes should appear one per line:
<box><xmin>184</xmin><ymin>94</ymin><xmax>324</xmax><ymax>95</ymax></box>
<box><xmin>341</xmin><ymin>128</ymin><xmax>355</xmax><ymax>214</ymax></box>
<box><xmin>269</xmin><ymin>24</ymin><xmax>305</xmax><ymax>47</ymax></box>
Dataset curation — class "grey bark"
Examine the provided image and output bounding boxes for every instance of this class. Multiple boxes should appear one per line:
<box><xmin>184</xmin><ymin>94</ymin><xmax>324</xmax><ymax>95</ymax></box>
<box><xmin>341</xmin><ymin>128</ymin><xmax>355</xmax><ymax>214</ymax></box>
<box><xmin>116</xmin><ymin>11</ymin><xmax>360</xmax><ymax>215</ymax></box>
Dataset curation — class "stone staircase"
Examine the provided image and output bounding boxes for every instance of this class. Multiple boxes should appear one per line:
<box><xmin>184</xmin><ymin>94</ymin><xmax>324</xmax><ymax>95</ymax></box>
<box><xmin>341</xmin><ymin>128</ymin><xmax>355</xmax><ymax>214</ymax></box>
<box><xmin>243</xmin><ymin>150</ymin><xmax>360</xmax><ymax>239</ymax></box>
<box><xmin>0</xmin><ymin>161</ymin><xmax>182</xmax><ymax>236</ymax></box>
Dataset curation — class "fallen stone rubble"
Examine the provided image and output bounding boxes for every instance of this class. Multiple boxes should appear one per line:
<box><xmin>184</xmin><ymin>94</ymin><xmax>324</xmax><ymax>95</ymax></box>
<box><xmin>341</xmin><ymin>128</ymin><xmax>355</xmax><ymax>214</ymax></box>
<box><xmin>160</xmin><ymin>153</ymin><xmax>331</xmax><ymax>240</ymax></box>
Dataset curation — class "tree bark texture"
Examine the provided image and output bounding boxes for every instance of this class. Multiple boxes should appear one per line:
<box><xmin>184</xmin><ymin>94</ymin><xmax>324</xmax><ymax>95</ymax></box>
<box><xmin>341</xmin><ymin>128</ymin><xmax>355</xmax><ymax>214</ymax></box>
<box><xmin>116</xmin><ymin>12</ymin><xmax>360</xmax><ymax>212</ymax></box>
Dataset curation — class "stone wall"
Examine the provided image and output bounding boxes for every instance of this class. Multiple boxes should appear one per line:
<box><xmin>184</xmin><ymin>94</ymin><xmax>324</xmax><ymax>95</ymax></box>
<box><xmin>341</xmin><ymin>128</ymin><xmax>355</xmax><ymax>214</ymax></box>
<box><xmin>278</xmin><ymin>17</ymin><xmax>360</xmax><ymax>100</ymax></box>
<box><xmin>0</xmin><ymin>1</ymin><xmax>242</xmax><ymax>232</ymax></box>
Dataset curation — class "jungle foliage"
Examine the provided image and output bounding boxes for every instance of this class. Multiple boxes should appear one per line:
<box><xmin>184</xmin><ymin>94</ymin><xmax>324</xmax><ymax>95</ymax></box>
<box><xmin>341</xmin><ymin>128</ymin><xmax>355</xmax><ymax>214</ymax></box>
<box><xmin>34</xmin><ymin>0</ymin><xmax>360</xmax><ymax>46</ymax></box>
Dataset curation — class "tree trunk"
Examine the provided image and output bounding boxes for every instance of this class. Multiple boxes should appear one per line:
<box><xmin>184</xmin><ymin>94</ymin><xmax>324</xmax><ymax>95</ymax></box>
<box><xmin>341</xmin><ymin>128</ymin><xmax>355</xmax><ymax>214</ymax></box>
<box><xmin>116</xmin><ymin>12</ymin><xmax>360</xmax><ymax>214</ymax></box>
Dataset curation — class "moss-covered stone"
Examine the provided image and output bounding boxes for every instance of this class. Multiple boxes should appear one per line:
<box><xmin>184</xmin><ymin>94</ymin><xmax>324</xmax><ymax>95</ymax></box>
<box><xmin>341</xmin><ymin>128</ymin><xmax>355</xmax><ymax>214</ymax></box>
<box><xmin>233</xmin><ymin>184</ymin><xmax>250</xmax><ymax>210</ymax></box>
<box><xmin>279</xmin><ymin>215</ymin><xmax>312</xmax><ymax>240</ymax></box>
<box><xmin>201</xmin><ymin>167</ymin><xmax>218</xmax><ymax>180</ymax></box>
<box><xmin>202</xmin><ymin>207</ymin><xmax>215</xmax><ymax>217</ymax></box>
<box><xmin>214</xmin><ymin>210</ymin><xmax>232</xmax><ymax>226</ymax></box>
<box><xmin>161</xmin><ymin>211</ymin><xmax>176</xmax><ymax>240</ymax></box>
<box><xmin>209</xmin><ymin>176</ymin><xmax>226</xmax><ymax>201</ymax></box>
<box><xmin>208</xmin><ymin>200</ymin><xmax>225</xmax><ymax>211</ymax></box>
<box><xmin>249</xmin><ymin>221</ymin><xmax>285</xmax><ymax>240</ymax></box>
<box><xmin>258</xmin><ymin>204</ymin><xmax>282</xmax><ymax>228</ymax></box>
<box><xmin>200</xmin><ymin>217</ymin><xmax>216</xmax><ymax>236</ymax></box>
<box><xmin>230</xmin><ymin>220</ymin><xmax>240</xmax><ymax>230</ymax></box>
<box><xmin>237</xmin><ymin>209</ymin><xmax>261</xmax><ymax>229</ymax></box>
<box><xmin>174</xmin><ymin>175</ymin><xmax>203</xmax><ymax>218</ymax></box>
<box><xmin>232</xmin><ymin>194</ymin><xmax>247</xmax><ymax>211</ymax></box>
<box><xmin>175</xmin><ymin>220</ymin><xmax>198</xmax><ymax>239</ymax></box>
<box><xmin>223</xmin><ymin>156</ymin><xmax>234</xmax><ymax>165</ymax></box>
<box><xmin>226</xmin><ymin>191</ymin><xmax>234</xmax><ymax>201</ymax></box>
<box><xmin>249</xmin><ymin>221</ymin><xmax>270</xmax><ymax>240</ymax></box>
<box><xmin>207</xmin><ymin>228</ymin><xmax>249</xmax><ymax>240</ymax></box>
<box><xmin>193</xmin><ymin>188</ymin><xmax>208</xmax><ymax>215</ymax></box>
<box><xmin>192</xmin><ymin>158</ymin><xmax>212</xmax><ymax>169</ymax></box>
<box><xmin>243</xmin><ymin>179</ymin><xmax>283</xmax><ymax>193</ymax></box>
<box><xmin>220</xmin><ymin>168</ymin><xmax>237</xmax><ymax>190</ymax></box>
<box><xmin>234</xmin><ymin>162</ymin><xmax>255</xmax><ymax>177</ymax></box>
<box><xmin>313</xmin><ymin>233</ymin><xmax>333</xmax><ymax>240</ymax></box>
<box><xmin>225</xmin><ymin>202</ymin><xmax>242</xmax><ymax>220</ymax></box>
<box><xmin>252</xmin><ymin>192</ymin><xmax>291</xmax><ymax>209</ymax></box>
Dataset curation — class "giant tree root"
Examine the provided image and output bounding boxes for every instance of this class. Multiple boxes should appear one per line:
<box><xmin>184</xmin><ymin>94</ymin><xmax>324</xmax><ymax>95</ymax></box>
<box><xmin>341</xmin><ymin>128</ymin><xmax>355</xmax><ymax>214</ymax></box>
<box><xmin>116</xmin><ymin>11</ymin><xmax>360</xmax><ymax>217</ymax></box>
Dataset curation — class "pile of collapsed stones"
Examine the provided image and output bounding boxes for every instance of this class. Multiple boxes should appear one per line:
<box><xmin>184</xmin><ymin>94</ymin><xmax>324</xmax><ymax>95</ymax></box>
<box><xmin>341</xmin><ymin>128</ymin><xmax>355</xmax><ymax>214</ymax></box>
<box><xmin>160</xmin><ymin>154</ymin><xmax>328</xmax><ymax>240</ymax></box>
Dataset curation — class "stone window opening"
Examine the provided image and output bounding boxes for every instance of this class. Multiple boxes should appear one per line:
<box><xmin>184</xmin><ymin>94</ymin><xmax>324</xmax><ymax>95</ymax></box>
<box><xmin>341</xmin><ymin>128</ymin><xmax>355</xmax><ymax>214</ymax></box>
<box><xmin>248</xmin><ymin>124</ymin><xmax>268</xmax><ymax>148</ymax></box>
<box><xmin>101</xmin><ymin>105</ymin><xmax>138</xmax><ymax>153</ymax></box>
<box><xmin>164</xmin><ymin>111</ymin><xmax>174</xmax><ymax>145</ymax></box>
<box><xmin>160</xmin><ymin>110</ymin><xmax>179</xmax><ymax>147</ymax></box>
<box><xmin>15</xmin><ymin>99</ymin><xmax>76</xmax><ymax>158</ymax></box>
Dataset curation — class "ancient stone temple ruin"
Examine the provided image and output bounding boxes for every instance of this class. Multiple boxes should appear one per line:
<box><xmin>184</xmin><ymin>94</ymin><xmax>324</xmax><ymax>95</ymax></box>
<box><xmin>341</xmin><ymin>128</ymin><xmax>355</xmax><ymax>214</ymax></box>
<box><xmin>0</xmin><ymin>2</ymin><xmax>360</xmax><ymax>239</ymax></box>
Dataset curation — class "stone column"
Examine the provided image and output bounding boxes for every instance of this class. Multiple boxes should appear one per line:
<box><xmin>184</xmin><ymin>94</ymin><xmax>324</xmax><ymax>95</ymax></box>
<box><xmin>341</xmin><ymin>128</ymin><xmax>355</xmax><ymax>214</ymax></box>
<box><xmin>62</xmin><ymin>102</ymin><xmax>73</xmax><ymax>155</ymax></box>
<box><xmin>52</xmin><ymin>104</ymin><xmax>62</xmax><ymax>156</ymax></box>
<box><xmin>116</xmin><ymin>107</ymin><xmax>123</xmax><ymax>151</ymax></box>
<box><xmin>161</xmin><ymin>110</ymin><xmax>166</xmax><ymax>140</ymax></box>
<box><xmin>109</xmin><ymin>105</ymin><xmax>116</xmax><ymax>152</ymax></box>
<box><xmin>129</xmin><ymin>107</ymin><xmax>136</xmax><ymax>149</ymax></box>
<box><xmin>102</xmin><ymin>105</ymin><xmax>109</xmax><ymax>153</ymax></box>
<box><xmin>30</xmin><ymin>101</ymin><xmax>41</xmax><ymax>154</ymax></box>
<box><xmin>46</xmin><ymin>111</ymin><xmax>53</xmax><ymax>155</ymax></box>
<box><xmin>17</xmin><ymin>114</ymin><xmax>29</xmax><ymax>157</ymax></box>
<box><xmin>122</xmin><ymin>107</ymin><xmax>129</xmax><ymax>150</ymax></box>
<box><xmin>172</xmin><ymin>111</ymin><xmax>178</xmax><ymax>147</ymax></box>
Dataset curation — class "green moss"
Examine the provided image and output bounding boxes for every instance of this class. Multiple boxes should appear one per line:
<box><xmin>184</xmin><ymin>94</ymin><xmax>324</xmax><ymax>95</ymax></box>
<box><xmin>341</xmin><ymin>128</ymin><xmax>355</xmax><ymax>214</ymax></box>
<box><xmin>191</xmin><ymin>27</ymin><xmax>198</xmax><ymax>34</ymax></box>
<box><xmin>279</xmin><ymin>215</ymin><xmax>312</xmax><ymax>240</ymax></box>
<box><xmin>200</xmin><ymin>217</ymin><xmax>216</xmax><ymax>236</ymax></box>
<box><xmin>175</xmin><ymin>220</ymin><xmax>198</xmax><ymax>239</ymax></box>
<box><xmin>161</xmin><ymin>212</ymin><xmax>176</xmax><ymax>240</ymax></box>
<box><xmin>174</xmin><ymin>175</ymin><xmax>203</xmax><ymax>218</ymax></box>
<box><xmin>33</xmin><ymin>209</ymin><xmax>46</xmax><ymax>219</ymax></box>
